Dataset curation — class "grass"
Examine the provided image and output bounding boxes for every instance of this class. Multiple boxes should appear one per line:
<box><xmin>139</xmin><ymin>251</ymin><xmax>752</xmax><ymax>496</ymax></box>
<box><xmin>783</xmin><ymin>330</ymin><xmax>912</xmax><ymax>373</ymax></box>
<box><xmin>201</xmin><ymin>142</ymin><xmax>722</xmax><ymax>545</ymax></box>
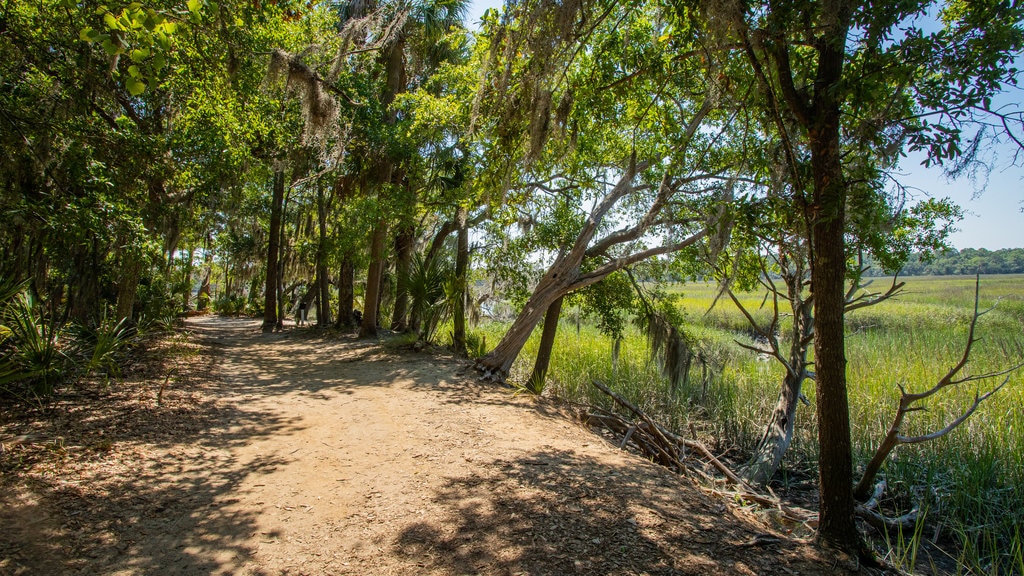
<box><xmin>478</xmin><ymin>274</ymin><xmax>1024</xmax><ymax>573</ymax></box>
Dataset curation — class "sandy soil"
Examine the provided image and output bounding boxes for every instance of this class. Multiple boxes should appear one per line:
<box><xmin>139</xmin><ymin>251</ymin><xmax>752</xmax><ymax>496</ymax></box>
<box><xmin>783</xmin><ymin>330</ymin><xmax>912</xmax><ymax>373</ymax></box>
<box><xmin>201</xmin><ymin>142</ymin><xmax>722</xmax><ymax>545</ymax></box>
<box><xmin>1</xmin><ymin>316</ymin><xmax>866</xmax><ymax>575</ymax></box>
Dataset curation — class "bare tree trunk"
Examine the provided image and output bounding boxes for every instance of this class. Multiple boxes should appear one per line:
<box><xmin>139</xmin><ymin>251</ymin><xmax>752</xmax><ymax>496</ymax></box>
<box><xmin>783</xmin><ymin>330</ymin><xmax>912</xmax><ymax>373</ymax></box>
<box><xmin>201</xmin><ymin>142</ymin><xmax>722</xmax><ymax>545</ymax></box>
<box><xmin>475</xmin><ymin>264</ymin><xmax>576</xmax><ymax>380</ymax></box>
<box><xmin>316</xmin><ymin>183</ymin><xmax>331</xmax><ymax>327</ymax></box>
<box><xmin>741</xmin><ymin>258</ymin><xmax>814</xmax><ymax>485</ymax></box>
<box><xmin>262</xmin><ymin>170</ymin><xmax>285</xmax><ymax>332</ymax></box>
<box><xmin>527</xmin><ymin>295</ymin><xmax>563</xmax><ymax>392</ymax></box>
<box><xmin>197</xmin><ymin>236</ymin><xmax>213</xmax><ymax>311</ymax></box>
<box><xmin>181</xmin><ymin>245</ymin><xmax>195</xmax><ymax>311</ymax></box>
<box><xmin>743</xmin><ymin>370</ymin><xmax>806</xmax><ymax>485</ymax></box>
<box><xmin>390</xmin><ymin>224</ymin><xmax>414</xmax><ymax>331</ymax></box>
<box><xmin>360</xmin><ymin>221</ymin><xmax>387</xmax><ymax>338</ymax></box>
<box><xmin>451</xmin><ymin>207</ymin><xmax>469</xmax><ymax>354</ymax></box>
<box><xmin>116</xmin><ymin>252</ymin><xmax>142</xmax><ymax>322</ymax></box>
<box><xmin>335</xmin><ymin>255</ymin><xmax>355</xmax><ymax>328</ymax></box>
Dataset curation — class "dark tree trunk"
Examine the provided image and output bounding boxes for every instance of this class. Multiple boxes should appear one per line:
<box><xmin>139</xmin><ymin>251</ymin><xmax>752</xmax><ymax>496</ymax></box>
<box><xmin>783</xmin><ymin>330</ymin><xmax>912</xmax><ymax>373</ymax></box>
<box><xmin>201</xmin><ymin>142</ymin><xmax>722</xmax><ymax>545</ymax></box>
<box><xmin>262</xmin><ymin>170</ymin><xmax>285</xmax><ymax>332</ymax></box>
<box><xmin>390</xmin><ymin>224</ymin><xmax>414</xmax><ymax>331</ymax></box>
<box><xmin>808</xmin><ymin>103</ymin><xmax>863</xmax><ymax>552</ymax></box>
<box><xmin>451</xmin><ymin>207</ymin><xmax>470</xmax><ymax>355</ymax></box>
<box><xmin>809</xmin><ymin>163</ymin><xmax>859</xmax><ymax>550</ymax></box>
<box><xmin>69</xmin><ymin>241</ymin><xmax>101</xmax><ymax>326</ymax></box>
<box><xmin>315</xmin><ymin>184</ymin><xmax>331</xmax><ymax>327</ymax></box>
<box><xmin>360</xmin><ymin>221</ymin><xmax>387</xmax><ymax>338</ymax></box>
<box><xmin>527</xmin><ymin>295</ymin><xmax>564</xmax><ymax>392</ymax></box>
<box><xmin>335</xmin><ymin>255</ymin><xmax>355</xmax><ymax>328</ymax></box>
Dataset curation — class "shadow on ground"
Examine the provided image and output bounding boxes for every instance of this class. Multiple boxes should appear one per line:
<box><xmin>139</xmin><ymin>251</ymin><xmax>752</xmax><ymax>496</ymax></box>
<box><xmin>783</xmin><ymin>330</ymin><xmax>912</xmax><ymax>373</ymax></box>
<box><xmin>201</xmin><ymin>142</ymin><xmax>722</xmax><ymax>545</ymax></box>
<box><xmin>395</xmin><ymin>448</ymin><xmax>844</xmax><ymax>576</ymax></box>
<box><xmin>1</xmin><ymin>320</ymin><xmax>303</xmax><ymax>576</ymax></box>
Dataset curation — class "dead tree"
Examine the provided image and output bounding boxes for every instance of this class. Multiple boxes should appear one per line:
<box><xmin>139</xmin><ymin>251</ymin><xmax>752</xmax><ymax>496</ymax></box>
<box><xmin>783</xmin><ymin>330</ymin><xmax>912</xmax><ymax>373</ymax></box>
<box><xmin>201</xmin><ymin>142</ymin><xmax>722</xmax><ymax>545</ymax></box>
<box><xmin>730</xmin><ymin>241</ymin><xmax>903</xmax><ymax>486</ymax></box>
<box><xmin>853</xmin><ymin>276</ymin><xmax>1021</xmax><ymax>503</ymax></box>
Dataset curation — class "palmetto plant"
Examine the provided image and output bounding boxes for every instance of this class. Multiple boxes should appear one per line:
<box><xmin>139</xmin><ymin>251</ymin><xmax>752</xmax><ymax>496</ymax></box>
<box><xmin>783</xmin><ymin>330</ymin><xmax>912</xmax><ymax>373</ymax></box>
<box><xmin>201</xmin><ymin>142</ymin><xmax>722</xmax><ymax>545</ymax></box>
<box><xmin>0</xmin><ymin>288</ymin><xmax>67</xmax><ymax>397</ymax></box>
<box><xmin>70</xmin><ymin>313</ymin><xmax>136</xmax><ymax>381</ymax></box>
<box><xmin>405</xmin><ymin>252</ymin><xmax>456</xmax><ymax>342</ymax></box>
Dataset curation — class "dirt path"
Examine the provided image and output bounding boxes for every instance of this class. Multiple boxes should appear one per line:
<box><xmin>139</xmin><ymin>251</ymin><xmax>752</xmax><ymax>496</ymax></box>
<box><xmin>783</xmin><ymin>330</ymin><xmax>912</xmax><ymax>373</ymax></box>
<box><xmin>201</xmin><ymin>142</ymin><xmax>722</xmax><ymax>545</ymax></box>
<box><xmin>1</xmin><ymin>317</ymin><xmax>859</xmax><ymax>575</ymax></box>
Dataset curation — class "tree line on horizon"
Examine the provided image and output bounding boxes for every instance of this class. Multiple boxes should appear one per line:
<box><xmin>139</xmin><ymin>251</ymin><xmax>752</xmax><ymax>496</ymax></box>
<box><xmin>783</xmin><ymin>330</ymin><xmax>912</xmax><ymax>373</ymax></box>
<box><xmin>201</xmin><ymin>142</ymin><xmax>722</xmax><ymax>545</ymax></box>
<box><xmin>862</xmin><ymin>247</ymin><xmax>1024</xmax><ymax>276</ymax></box>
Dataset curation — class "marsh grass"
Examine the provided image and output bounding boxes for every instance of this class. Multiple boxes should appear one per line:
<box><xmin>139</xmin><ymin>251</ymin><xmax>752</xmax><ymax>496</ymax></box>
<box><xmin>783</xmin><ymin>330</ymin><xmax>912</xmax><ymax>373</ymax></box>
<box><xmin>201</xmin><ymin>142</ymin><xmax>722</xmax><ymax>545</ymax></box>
<box><xmin>480</xmin><ymin>274</ymin><xmax>1024</xmax><ymax>573</ymax></box>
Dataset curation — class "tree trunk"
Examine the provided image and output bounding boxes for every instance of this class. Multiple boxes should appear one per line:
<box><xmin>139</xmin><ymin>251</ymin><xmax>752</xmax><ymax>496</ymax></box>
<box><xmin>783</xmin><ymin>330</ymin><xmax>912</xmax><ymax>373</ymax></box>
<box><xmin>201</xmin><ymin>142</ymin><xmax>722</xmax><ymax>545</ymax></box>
<box><xmin>475</xmin><ymin>262</ymin><xmax>577</xmax><ymax>380</ymax></box>
<box><xmin>743</xmin><ymin>369</ymin><xmax>806</xmax><ymax>485</ymax></box>
<box><xmin>390</xmin><ymin>224</ymin><xmax>414</xmax><ymax>331</ymax></box>
<box><xmin>316</xmin><ymin>183</ymin><xmax>331</xmax><ymax>327</ymax></box>
<box><xmin>181</xmin><ymin>245</ymin><xmax>195</xmax><ymax>311</ymax></box>
<box><xmin>68</xmin><ymin>241</ymin><xmax>101</xmax><ymax>326</ymax></box>
<box><xmin>527</xmin><ymin>295</ymin><xmax>563</xmax><ymax>392</ymax></box>
<box><xmin>742</xmin><ymin>262</ymin><xmax>814</xmax><ymax>486</ymax></box>
<box><xmin>360</xmin><ymin>221</ymin><xmax>387</xmax><ymax>338</ymax></box>
<box><xmin>335</xmin><ymin>254</ymin><xmax>355</xmax><ymax>328</ymax></box>
<box><xmin>809</xmin><ymin>115</ymin><xmax>862</xmax><ymax>552</ymax></box>
<box><xmin>262</xmin><ymin>169</ymin><xmax>284</xmax><ymax>332</ymax></box>
<box><xmin>451</xmin><ymin>207</ymin><xmax>469</xmax><ymax>355</ymax></box>
<box><xmin>115</xmin><ymin>252</ymin><xmax>142</xmax><ymax>322</ymax></box>
<box><xmin>197</xmin><ymin>237</ymin><xmax>213</xmax><ymax>311</ymax></box>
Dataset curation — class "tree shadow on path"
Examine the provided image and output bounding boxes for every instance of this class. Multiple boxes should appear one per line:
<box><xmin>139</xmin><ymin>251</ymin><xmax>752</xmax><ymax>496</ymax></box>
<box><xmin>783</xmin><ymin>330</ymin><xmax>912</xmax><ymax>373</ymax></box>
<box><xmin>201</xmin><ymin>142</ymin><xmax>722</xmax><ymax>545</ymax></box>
<box><xmin>395</xmin><ymin>448</ymin><xmax>851</xmax><ymax>576</ymax></box>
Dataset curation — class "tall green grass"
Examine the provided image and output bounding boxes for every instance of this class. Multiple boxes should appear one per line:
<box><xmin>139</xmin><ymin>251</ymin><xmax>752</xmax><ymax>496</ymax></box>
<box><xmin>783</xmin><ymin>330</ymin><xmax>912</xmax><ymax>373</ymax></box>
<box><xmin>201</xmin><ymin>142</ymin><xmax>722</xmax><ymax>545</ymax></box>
<box><xmin>479</xmin><ymin>274</ymin><xmax>1024</xmax><ymax>573</ymax></box>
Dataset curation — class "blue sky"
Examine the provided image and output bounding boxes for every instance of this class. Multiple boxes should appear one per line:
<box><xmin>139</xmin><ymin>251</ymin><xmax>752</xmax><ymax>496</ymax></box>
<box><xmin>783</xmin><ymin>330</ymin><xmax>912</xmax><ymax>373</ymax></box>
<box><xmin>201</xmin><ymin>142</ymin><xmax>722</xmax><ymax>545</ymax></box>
<box><xmin>462</xmin><ymin>0</ymin><xmax>1023</xmax><ymax>250</ymax></box>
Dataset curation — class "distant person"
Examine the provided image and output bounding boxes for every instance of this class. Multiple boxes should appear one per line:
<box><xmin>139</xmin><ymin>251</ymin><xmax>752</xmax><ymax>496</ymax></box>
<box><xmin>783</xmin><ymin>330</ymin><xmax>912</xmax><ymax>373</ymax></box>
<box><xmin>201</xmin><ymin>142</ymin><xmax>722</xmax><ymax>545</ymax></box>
<box><xmin>352</xmin><ymin>309</ymin><xmax>362</xmax><ymax>324</ymax></box>
<box><xmin>298</xmin><ymin>301</ymin><xmax>308</xmax><ymax>326</ymax></box>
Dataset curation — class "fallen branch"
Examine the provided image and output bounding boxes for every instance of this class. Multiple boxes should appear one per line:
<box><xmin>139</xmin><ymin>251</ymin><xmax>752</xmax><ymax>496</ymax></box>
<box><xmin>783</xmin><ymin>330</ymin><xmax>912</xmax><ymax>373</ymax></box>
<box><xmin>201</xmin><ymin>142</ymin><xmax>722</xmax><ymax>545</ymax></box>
<box><xmin>591</xmin><ymin>379</ymin><xmax>685</xmax><ymax>472</ymax></box>
<box><xmin>856</xmin><ymin>505</ymin><xmax>919</xmax><ymax>532</ymax></box>
<box><xmin>590</xmin><ymin>379</ymin><xmax>753</xmax><ymax>491</ymax></box>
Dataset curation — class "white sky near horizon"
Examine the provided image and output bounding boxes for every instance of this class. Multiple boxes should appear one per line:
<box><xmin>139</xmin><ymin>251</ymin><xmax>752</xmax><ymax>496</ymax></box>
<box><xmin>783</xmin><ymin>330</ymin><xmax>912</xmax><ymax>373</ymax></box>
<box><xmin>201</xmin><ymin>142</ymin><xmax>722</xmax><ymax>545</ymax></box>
<box><xmin>463</xmin><ymin>0</ymin><xmax>1024</xmax><ymax>250</ymax></box>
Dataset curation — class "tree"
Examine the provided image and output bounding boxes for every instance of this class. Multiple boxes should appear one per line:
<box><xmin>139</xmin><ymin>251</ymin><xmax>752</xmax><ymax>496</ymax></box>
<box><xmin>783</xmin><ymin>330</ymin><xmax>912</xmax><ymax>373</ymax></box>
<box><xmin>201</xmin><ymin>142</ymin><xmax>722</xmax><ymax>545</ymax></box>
<box><xmin>470</xmin><ymin>0</ymin><xmax>736</xmax><ymax>381</ymax></box>
<box><xmin>707</xmin><ymin>0</ymin><xmax>1024</xmax><ymax>556</ymax></box>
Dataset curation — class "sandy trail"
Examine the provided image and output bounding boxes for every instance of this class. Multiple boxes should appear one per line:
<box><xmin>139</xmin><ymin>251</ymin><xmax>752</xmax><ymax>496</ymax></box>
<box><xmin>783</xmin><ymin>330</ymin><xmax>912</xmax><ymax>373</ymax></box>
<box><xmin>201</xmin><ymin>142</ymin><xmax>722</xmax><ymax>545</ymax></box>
<box><xmin>1</xmin><ymin>316</ymin><xmax>851</xmax><ymax>575</ymax></box>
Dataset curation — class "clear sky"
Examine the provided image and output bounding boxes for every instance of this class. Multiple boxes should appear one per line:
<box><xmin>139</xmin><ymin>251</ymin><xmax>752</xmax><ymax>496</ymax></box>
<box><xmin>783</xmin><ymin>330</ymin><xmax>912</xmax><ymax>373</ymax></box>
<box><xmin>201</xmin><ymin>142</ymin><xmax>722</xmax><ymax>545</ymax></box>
<box><xmin>462</xmin><ymin>0</ymin><xmax>1024</xmax><ymax>250</ymax></box>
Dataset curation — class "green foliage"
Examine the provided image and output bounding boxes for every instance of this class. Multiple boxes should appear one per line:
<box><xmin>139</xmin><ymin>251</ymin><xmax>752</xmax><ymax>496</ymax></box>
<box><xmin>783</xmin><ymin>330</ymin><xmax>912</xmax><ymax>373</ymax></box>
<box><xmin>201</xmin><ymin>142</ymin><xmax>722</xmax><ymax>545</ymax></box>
<box><xmin>406</xmin><ymin>252</ymin><xmax>456</xmax><ymax>342</ymax></box>
<box><xmin>574</xmin><ymin>271</ymin><xmax>634</xmax><ymax>341</ymax></box>
<box><xmin>864</xmin><ymin>247</ymin><xmax>1024</xmax><ymax>277</ymax></box>
<box><xmin>0</xmin><ymin>290</ymin><xmax>67</xmax><ymax>397</ymax></box>
<box><xmin>70</xmin><ymin>315</ymin><xmax>137</xmax><ymax>380</ymax></box>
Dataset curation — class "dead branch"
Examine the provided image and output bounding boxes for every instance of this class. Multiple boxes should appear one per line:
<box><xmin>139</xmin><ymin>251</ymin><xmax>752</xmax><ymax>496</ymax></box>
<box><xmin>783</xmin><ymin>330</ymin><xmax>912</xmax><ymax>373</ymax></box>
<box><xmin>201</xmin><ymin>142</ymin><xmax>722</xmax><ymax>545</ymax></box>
<box><xmin>590</xmin><ymin>379</ymin><xmax>753</xmax><ymax>491</ymax></box>
<box><xmin>844</xmin><ymin>272</ymin><xmax>905</xmax><ymax>313</ymax></box>
<box><xmin>853</xmin><ymin>275</ymin><xmax>1023</xmax><ymax>501</ymax></box>
<box><xmin>856</xmin><ymin>505</ymin><xmax>920</xmax><ymax>532</ymax></box>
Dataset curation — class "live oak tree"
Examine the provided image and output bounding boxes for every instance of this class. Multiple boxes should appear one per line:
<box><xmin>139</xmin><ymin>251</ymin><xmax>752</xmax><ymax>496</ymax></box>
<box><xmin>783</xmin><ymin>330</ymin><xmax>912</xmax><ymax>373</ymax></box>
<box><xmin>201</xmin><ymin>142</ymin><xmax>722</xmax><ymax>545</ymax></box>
<box><xmin>469</xmin><ymin>0</ymin><xmax>744</xmax><ymax>381</ymax></box>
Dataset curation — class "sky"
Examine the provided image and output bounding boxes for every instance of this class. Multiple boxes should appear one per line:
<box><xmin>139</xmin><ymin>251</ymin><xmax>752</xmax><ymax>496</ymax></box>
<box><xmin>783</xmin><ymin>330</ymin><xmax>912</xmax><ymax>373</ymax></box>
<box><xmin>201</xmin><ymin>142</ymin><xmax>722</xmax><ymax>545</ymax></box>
<box><xmin>462</xmin><ymin>0</ymin><xmax>1024</xmax><ymax>250</ymax></box>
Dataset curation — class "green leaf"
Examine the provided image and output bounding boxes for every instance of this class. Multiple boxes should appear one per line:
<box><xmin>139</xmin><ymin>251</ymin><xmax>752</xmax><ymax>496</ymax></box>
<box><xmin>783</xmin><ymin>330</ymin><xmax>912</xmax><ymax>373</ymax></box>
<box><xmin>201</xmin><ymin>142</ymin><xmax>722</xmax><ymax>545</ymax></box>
<box><xmin>186</xmin><ymin>0</ymin><xmax>201</xmax><ymax>13</ymax></box>
<box><xmin>101</xmin><ymin>38</ymin><xmax>121</xmax><ymax>56</ymax></box>
<box><xmin>127</xmin><ymin>64</ymin><xmax>141</xmax><ymax>78</ymax></box>
<box><xmin>152</xmin><ymin>53</ymin><xmax>166</xmax><ymax>72</ymax></box>
<box><xmin>125</xmin><ymin>77</ymin><xmax>146</xmax><ymax>96</ymax></box>
<box><xmin>130</xmin><ymin>47</ymin><xmax>150</xmax><ymax>62</ymax></box>
<box><xmin>103</xmin><ymin>12</ymin><xmax>119</xmax><ymax>29</ymax></box>
<box><xmin>80</xmin><ymin>27</ymin><xmax>95</xmax><ymax>41</ymax></box>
